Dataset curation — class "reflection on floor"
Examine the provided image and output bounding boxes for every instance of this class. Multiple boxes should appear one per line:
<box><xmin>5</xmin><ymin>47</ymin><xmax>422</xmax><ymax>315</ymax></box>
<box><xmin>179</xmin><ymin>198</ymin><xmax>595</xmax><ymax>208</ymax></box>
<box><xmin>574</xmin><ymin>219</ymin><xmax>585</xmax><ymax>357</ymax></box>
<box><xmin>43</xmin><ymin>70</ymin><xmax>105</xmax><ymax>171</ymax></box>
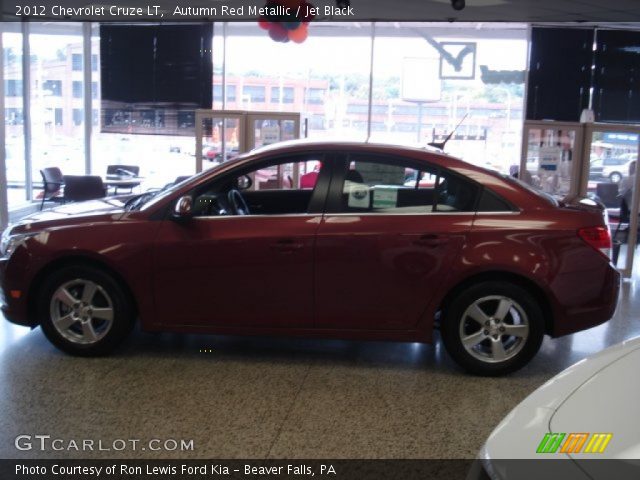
<box><xmin>0</xmin><ymin>276</ymin><xmax>639</xmax><ymax>460</ymax></box>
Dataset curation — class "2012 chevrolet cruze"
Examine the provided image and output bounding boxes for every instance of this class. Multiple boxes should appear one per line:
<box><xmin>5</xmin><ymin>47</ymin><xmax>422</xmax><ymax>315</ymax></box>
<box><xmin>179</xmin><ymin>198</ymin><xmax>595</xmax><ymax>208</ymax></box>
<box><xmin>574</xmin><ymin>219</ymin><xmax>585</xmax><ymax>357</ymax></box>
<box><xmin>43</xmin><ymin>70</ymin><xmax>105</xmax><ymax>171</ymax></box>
<box><xmin>0</xmin><ymin>141</ymin><xmax>620</xmax><ymax>375</ymax></box>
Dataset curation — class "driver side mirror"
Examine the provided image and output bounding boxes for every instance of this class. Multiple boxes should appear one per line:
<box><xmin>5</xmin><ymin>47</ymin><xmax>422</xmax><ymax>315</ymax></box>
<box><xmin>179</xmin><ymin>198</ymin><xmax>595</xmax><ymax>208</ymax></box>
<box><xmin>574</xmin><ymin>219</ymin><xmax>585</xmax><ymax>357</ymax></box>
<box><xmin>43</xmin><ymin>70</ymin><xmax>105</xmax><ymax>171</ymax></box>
<box><xmin>173</xmin><ymin>195</ymin><xmax>193</xmax><ymax>220</ymax></box>
<box><xmin>237</xmin><ymin>174</ymin><xmax>252</xmax><ymax>190</ymax></box>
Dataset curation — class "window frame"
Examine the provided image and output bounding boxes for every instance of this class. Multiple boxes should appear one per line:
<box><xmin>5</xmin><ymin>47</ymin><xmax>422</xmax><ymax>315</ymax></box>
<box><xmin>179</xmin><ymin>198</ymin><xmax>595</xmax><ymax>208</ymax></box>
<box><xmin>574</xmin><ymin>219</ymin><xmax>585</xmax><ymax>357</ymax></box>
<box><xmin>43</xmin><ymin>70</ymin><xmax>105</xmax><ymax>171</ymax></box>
<box><xmin>188</xmin><ymin>152</ymin><xmax>334</xmax><ymax>218</ymax></box>
<box><xmin>72</xmin><ymin>80</ymin><xmax>83</xmax><ymax>98</ymax></box>
<box><xmin>270</xmin><ymin>86</ymin><xmax>295</xmax><ymax>104</ymax></box>
<box><xmin>242</xmin><ymin>85</ymin><xmax>266</xmax><ymax>103</ymax></box>
<box><xmin>325</xmin><ymin>152</ymin><xmax>488</xmax><ymax>215</ymax></box>
<box><xmin>476</xmin><ymin>186</ymin><xmax>518</xmax><ymax>214</ymax></box>
<box><xmin>72</xmin><ymin>53</ymin><xmax>83</xmax><ymax>71</ymax></box>
<box><xmin>5</xmin><ymin>79</ymin><xmax>23</xmax><ymax>97</ymax></box>
<box><xmin>42</xmin><ymin>79</ymin><xmax>63</xmax><ymax>97</ymax></box>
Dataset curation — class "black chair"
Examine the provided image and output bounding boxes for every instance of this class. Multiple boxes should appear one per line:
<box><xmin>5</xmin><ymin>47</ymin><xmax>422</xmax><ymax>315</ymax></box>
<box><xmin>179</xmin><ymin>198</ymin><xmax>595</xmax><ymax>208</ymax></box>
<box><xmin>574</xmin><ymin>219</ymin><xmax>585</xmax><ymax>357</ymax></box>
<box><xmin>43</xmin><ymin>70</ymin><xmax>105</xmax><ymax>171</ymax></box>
<box><xmin>158</xmin><ymin>175</ymin><xmax>192</xmax><ymax>191</ymax></box>
<box><xmin>63</xmin><ymin>175</ymin><xmax>108</xmax><ymax>203</ymax></box>
<box><xmin>39</xmin><ymin>167</ymin><xmax>65</xmax><ymax>211</ymax></box>
<box><xmin>106</xmin><ymin>165</ymin><xmax>141</xmax><ymax>194</ymax></box>
<box><xmin>612</xmin><ymin>191</ymin><xmax>640</xmax><ymax>242</ymax></box>
<box><xmin>346</xmin><ymin>169</ymin><xmax>364</xmax><ymax>183</ymax></box>
<box><xmin>614</xmin><ymin>195</ymin><xmax>628</xmax><ymax>240</ymax></box>
<box><xmin>174</xmin><ymin>175</ymin><xmax>191</xmax><ymax>184</ymax></box>
<box><xmin>596</xmin><ymin>182</ymin><xmax>619</xmax><ymax>209</ymax></box>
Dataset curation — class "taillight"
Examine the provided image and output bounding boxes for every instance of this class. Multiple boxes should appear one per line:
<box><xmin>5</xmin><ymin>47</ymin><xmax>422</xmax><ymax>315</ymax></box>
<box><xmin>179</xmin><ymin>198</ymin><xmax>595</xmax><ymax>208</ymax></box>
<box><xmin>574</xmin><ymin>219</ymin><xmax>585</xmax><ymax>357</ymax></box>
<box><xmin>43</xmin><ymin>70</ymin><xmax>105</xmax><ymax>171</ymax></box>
<box><xmin>578</xmin><ymin>226</ymin><xmax>612</xmax><ymax>259</ymax></box>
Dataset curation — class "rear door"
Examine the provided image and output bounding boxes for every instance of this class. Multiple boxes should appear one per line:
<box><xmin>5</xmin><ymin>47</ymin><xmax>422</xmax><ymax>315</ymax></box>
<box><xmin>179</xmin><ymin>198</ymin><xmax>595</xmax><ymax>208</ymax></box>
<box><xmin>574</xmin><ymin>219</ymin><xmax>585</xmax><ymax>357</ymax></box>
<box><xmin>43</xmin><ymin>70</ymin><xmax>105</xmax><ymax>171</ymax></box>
<box><xmin>314</xmin><ymin>153</ymin><xmax>478</xmax><ymax>330</ymax></box>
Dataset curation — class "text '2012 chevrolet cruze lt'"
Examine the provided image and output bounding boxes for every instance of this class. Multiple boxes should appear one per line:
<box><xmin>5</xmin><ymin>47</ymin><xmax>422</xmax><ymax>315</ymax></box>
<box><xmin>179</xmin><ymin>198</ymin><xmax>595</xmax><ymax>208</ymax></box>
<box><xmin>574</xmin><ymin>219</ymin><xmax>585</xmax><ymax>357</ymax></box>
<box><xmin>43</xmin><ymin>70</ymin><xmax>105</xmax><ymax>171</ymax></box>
<box><xmin>0</xmin><ymin>141</ymin><xmax>620</xmax><ymax>375</ymax></box>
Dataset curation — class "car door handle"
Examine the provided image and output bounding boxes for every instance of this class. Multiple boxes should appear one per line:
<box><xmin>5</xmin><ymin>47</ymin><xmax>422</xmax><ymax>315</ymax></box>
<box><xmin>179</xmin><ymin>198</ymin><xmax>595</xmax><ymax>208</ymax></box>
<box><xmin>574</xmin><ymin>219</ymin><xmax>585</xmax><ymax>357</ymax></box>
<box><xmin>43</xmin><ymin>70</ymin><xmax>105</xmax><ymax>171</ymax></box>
<box><xmin>270</xmin><ymin>239</ymin><xmax>304</xmax><ymax>252</ymax></box>
<box><xmin>412</xmin><ymin>234</ymin><xmax>449</xmax><ymax>247</ymax></box>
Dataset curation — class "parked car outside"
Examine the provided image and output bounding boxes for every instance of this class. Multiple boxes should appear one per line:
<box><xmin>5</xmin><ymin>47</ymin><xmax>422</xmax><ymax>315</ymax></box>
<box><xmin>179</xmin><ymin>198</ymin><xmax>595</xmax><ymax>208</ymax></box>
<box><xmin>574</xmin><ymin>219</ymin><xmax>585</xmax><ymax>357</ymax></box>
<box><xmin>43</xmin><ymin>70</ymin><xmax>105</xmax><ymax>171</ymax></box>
<box><xmin>0</xmin><ymin>141</ymin><xmax>620</xmax><ymax>375</ymax></box>
<box><xmin>203</xmin><ymin>146</ymin><xmax>240</xmax><ymax>163</ymax></box>
<box><xmin>602</xmin><ymin>153</ymin><xmax>636</xmax><ymax>184</ymax></box>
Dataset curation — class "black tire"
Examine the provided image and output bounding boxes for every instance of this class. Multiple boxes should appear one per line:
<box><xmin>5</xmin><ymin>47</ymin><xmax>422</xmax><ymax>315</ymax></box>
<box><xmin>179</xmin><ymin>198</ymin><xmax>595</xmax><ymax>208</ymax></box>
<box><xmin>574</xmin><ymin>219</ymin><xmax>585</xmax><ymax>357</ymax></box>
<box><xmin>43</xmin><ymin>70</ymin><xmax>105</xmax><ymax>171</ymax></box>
<box><xmin>440</xmin><ymin>281</ymin><xmax>544</xmax><ymax>376</ymax></box>
<box><xmin>38</xmin><ymin>265</ymin><xmax>134</xmax><ymax>356</ymax></box>
<box><xmin>609</xmin><ymin>172</ymin><xmax>622</xmax><ymax>184</ymax></box>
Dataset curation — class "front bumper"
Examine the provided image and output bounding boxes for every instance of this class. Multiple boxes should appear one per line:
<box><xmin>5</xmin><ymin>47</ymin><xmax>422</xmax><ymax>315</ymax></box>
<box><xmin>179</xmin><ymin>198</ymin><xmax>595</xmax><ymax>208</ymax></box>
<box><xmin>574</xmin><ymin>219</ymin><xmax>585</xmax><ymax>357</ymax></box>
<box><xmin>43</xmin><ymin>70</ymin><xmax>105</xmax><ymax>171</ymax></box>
<box><xmin>0</xmin><ymin>256</ymin><xmax>34</xmax><ymax>327</ymax></box>
<box><xmin>0</xmin><ymin>257</ymin><xmax>7</xmax><ymax>305</ymax></box>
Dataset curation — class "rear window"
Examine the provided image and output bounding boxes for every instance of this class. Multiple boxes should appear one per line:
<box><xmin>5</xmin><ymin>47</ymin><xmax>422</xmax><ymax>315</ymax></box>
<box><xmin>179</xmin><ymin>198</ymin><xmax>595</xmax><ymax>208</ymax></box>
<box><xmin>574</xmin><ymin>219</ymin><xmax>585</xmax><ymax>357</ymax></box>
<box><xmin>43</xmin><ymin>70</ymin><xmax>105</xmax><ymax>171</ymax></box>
<box><xmin>477</xmin><ymin>189</ymin><xmax>514</xmax><ymax>212</ymax></box>
<box><xmin>502</xmin><ymin>175</ymin><xmax>559</xmax><ymax>207</ymax></box>
<box><xmin>336</xmin><ymin>154</ymin><xmax>479</xmax><ymax>214</ymax></box>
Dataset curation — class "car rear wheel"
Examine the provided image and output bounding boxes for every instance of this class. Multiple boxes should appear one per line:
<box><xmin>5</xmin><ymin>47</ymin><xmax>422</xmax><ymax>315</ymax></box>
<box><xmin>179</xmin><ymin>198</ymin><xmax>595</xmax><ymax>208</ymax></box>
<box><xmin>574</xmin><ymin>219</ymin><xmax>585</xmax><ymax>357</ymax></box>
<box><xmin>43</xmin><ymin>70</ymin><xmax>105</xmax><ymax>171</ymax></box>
<box><xmin>609</xmin><ymin>172</ymin><xmax>622</xmax><ymax>183</ymax></box>
<box><xmin>38</xmin><ymin>265</ymin><xmax>134</xmax><ymax>356</ymax></box>
<box><xmin>441</xmin><ymin>281</ymin><xmax>544</xmax><ymax>376</ymax></box>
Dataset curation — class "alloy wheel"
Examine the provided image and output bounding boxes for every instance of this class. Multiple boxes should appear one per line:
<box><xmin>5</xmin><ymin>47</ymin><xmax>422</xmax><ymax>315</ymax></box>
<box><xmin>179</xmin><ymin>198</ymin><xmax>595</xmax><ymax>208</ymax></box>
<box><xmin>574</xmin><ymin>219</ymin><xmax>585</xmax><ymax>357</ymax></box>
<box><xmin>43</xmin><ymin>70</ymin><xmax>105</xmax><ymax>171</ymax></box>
<box><xmin>49</xmin><ymin>279</ymin><xmax>114</xmax><ymax>345</ymax></box>
<box><xmin>458</xmin><ymin>295</ymin><xmax>530</xmax><ymax>364</ymax></box>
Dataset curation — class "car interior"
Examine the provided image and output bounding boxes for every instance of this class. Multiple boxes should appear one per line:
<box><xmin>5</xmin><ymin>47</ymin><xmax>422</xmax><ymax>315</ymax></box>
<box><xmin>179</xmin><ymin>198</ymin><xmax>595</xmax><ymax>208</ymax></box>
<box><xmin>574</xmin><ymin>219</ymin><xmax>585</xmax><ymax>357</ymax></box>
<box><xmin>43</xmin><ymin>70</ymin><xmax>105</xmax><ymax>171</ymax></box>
<box><xmin>188</xmin><ymin>155</ymin><xmax>484</xmax><ymax>217</ymax></box>
<box><xmin>191</xmin><ymin>156</ymin><xmax>324</xmax><ymax>217</ymax></box>
<box><xmin>339</xmin><ymin>158</ymin><xmax>479</xmax><ymax>214</ymax></box>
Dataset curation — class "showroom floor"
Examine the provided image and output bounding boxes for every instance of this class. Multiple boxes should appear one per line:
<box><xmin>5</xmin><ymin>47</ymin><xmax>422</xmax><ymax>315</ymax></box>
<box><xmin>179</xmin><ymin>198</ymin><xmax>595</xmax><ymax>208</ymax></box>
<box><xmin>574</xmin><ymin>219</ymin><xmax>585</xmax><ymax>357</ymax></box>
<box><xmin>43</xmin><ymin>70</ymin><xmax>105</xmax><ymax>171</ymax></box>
<box><xmin>1</xmin><ymin>275</ymin><xmax>638</xmax><ymax>459</ymax></box>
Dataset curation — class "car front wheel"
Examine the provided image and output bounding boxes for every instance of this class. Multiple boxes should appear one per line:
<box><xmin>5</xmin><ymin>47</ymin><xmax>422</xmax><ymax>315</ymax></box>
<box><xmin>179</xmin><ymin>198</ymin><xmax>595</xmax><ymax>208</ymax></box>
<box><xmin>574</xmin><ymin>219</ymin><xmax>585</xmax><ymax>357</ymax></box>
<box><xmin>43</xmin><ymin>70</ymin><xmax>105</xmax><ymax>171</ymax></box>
<box><xmin>38</xmin><ymin>265</ymin><xmax>134</xmax><ymax>356</ymax></box>
<box><xmin>440</xmin><ymin>281</ymin><xmax>544</xmax><ymax>376</ymax></box>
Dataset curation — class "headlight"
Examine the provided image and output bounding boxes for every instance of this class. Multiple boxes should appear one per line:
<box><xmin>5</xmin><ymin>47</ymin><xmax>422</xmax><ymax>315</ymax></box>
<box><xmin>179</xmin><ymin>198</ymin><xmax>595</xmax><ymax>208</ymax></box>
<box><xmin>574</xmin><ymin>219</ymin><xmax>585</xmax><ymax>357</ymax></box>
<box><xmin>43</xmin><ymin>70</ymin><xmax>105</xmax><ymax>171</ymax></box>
<box><xmin>0</xmin><ymin>228</ymin><xmax>38</xmax><ymax>258</ymax></box>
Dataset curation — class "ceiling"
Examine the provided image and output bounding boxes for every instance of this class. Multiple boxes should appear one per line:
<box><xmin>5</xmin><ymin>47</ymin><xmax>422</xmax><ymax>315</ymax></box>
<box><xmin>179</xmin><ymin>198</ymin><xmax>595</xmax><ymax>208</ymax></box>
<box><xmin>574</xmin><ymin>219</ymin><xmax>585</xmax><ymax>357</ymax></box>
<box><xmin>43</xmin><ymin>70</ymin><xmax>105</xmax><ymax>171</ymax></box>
<box><xmin>2</xmin><ymin>0</ymin><xmax>640</xmax><ymax>23</ymax></box>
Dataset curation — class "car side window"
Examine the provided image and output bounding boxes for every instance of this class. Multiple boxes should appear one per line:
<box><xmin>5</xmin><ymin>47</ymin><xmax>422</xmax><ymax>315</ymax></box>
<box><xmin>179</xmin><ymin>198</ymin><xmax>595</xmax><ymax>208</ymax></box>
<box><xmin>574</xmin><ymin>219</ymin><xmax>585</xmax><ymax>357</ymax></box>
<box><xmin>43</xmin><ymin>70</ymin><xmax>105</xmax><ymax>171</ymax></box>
<box><xmin>337</xmin><ymin>155</ymin><xmax>478</xmax><ymax>214</ymax></box>
<box><xmin>477</xmin><ymin>188</ymin><xmax>514</xmax><ymax>212</ymax></box>
<box><xmin>248</xmin><ymin>159</ymin><xmax>322</xmax><ymax>191</ymax></box>
<box><xmin>191</xmin><ymin>156</ymin><xmax>324</xmax><ymax>217</ymax></box>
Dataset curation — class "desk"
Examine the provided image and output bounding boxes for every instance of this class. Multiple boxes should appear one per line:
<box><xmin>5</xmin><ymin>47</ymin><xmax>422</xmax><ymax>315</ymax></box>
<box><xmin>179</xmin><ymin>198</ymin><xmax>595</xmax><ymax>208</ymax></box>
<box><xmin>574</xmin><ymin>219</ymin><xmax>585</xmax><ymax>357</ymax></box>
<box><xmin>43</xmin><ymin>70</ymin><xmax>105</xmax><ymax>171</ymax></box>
<box><xmin>104</xmin><ymin>175</ymin><xmax>144</xmax><ymax>193</ymax></box>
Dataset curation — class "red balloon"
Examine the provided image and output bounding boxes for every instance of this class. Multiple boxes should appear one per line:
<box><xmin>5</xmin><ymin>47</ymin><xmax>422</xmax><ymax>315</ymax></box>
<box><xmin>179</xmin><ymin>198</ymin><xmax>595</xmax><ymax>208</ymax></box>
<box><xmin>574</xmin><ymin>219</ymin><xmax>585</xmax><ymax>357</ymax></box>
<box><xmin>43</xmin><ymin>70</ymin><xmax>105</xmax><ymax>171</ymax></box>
<box><xmin>258</xmin><ymin>19</ymin><xmax>271</xmax><ymax>30</ymax></box>
<box><xmin>268</xmin><ymin>23</ymin><xmax>289</xmax><ymax>42</ymax></box>
<box><xmin>289</xmin><ymin>24</ymin><xmax>308</xmax><ymax>43</ymax></box>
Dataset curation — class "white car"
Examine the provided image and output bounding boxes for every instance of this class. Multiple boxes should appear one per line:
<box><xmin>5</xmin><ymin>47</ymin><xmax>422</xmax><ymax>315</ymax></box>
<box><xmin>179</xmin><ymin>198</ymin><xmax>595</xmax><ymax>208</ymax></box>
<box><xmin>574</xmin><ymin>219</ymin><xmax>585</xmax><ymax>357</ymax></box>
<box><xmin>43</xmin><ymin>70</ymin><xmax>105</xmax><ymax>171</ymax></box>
<box><xmin>470</xmin><ymin>336</ymin><xmax>640</xmax><ymax>480</ymax></box>
<box><xmin>601</xmin><ymin>154</ymin><xmax>636</xmax><ymax>184</ymax></box>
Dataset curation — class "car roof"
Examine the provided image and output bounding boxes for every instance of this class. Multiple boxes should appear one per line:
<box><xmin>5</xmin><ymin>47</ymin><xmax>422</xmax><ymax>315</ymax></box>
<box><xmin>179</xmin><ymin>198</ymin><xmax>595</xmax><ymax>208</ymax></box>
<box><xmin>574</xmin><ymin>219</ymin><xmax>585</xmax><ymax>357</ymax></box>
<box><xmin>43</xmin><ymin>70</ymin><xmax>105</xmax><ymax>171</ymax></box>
<box><xmin>249</xmin><ymin>138</ymin><xmax>480</xmax><ymax>172</ymax></box>
<box><xmin>252</xmin><ymin>138</ymin><xmax>444</xmax><ymax>156</ymax></box>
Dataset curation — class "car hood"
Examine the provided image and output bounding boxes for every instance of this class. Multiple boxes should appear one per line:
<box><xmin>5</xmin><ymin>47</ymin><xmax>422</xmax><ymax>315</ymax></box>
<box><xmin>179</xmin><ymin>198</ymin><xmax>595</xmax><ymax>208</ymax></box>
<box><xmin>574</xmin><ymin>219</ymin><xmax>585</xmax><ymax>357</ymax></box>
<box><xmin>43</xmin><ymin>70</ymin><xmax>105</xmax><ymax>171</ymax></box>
<box><xmin>9</xmin><ymin>198</ymin><xmax>127</xmax><ymax>234</ymax></box>
<box><xmin>480</xmin><ymin>336</ymin><xmax>640</xmax><ymax>479</ymax></box>
<box><xmin>551</xmin><ymin>345</ymin><xmax>640</xmax><ymax>476</ymax></box>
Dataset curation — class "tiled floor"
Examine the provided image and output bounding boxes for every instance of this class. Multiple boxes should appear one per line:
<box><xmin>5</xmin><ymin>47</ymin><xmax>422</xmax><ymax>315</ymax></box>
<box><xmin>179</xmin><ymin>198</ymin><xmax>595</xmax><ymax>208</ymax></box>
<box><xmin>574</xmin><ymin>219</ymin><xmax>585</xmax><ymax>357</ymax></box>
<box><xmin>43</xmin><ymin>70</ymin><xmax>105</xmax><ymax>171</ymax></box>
<box><xmin>0</xmin><ymin>276</ymin><xmax>638</xmax><ymax>460</ymax></box>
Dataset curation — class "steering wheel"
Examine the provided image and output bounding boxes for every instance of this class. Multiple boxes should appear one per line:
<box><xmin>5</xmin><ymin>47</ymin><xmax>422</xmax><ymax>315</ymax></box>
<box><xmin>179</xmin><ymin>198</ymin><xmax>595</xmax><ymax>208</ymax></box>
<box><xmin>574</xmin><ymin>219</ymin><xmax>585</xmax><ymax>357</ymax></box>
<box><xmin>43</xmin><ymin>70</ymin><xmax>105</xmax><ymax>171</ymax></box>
<box><xmin>228</xmin><ymin>189</ymin><xmax>250</xmax><ymax>215</ymax></box>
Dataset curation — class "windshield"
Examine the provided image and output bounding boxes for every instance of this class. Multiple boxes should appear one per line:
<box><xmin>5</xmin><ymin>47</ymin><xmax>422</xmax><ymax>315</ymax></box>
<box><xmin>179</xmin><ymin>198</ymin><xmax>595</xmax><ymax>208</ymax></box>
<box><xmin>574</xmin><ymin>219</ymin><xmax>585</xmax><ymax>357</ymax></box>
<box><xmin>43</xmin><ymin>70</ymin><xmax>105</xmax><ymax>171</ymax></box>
<box><xmin>133</xmin><ymin>153</ymin><xmax>250</xmax><ymax>211</ymax></box>
<box><xmin>502</xmin><ymin>174</ymin><xmax>559</xmax><ymax>207</ymax></box>
<box><xmin>124</xmin><ymin>173</ymin><xmax>198</xmax><ymax>212</ymax></box>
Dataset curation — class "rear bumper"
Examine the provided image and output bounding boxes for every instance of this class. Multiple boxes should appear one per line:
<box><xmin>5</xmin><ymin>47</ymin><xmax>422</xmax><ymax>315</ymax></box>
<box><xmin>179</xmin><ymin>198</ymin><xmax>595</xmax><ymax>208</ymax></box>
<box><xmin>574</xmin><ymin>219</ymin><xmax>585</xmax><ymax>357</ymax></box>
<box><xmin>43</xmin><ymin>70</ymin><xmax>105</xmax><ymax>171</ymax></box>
<box><xmin>551</xmin><ymin>262</ymin><xmax>621</xmax><ymax>337</ymax></box>
<box><xmin>0</xmin><ymin>257</ymin><xmax>34</xmax><ymax>327</ymax></box>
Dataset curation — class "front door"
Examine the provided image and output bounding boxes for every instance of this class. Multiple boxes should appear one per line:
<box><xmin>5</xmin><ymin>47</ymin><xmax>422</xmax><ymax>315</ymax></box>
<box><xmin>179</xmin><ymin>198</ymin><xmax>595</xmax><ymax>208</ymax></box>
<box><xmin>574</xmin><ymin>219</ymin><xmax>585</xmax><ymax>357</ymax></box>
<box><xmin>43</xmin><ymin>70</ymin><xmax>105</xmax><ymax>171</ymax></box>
<box><xmin>152</xmin><ymin>154</ymin><xmax>329</xmax><ymax>328</ymax></box>
<box><xmin>315</xmin><ymin>153</ymin><xmax>476</xmax><ymax>330</ymax></box>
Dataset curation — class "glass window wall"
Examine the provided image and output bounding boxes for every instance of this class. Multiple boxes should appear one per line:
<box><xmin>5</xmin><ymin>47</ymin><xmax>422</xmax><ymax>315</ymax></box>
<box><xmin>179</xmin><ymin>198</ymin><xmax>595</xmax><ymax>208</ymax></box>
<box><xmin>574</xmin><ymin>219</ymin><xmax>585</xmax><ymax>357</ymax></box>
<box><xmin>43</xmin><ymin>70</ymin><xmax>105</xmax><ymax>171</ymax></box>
<box><xmin>29</xmin><ymin>23</ymin><xmax>85</xmax><ymax>201</ymax></box>
<box><xmin>2</xmin><ymin>25</ymin><xmax>26</xmax><ymax>211</ymax></box>
<box><xmin>2</xmin><ymin>21</ymin><xmax>528</xmax><ymax>213</ymax></box>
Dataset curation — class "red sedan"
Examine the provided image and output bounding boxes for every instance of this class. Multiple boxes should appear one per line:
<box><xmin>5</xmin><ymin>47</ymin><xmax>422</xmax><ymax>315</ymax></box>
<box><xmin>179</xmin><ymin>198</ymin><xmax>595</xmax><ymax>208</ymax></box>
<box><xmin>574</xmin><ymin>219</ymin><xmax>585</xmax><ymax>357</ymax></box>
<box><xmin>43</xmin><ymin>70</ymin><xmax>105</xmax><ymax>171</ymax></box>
<box><xmin>0</xmin><ymin>141</ymin><xmax>620</xmax><ymax>375</ymax></box>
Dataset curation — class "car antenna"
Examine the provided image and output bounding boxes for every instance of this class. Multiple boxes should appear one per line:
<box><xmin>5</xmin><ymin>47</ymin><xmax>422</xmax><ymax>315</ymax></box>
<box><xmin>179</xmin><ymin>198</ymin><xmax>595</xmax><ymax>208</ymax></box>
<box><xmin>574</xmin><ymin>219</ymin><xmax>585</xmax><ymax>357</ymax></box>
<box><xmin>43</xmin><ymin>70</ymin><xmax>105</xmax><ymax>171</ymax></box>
<box><xmin>427</xmin><ymin>113</ymin><xmax>468</xmax><ymax>152</ymax></box>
